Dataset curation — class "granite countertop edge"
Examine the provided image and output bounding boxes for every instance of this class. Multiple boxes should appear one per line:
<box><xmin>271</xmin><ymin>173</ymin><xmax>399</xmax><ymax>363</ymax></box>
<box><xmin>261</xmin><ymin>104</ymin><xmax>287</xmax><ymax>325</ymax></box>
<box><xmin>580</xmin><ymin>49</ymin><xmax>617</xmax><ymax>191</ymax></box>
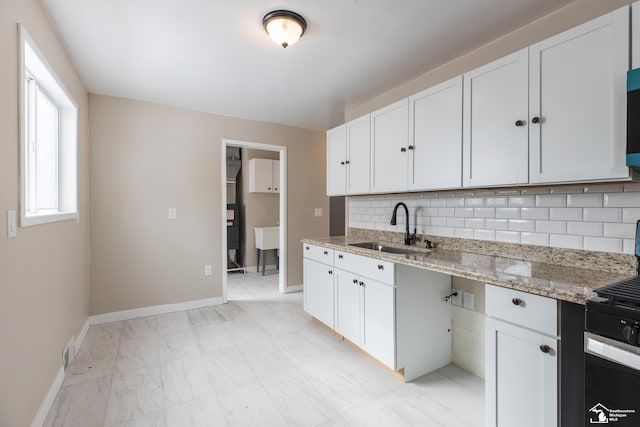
<box><xmin>302</xmin><ymin>237</ymin><xmax>630</xmax><ymax>305</ymax></box>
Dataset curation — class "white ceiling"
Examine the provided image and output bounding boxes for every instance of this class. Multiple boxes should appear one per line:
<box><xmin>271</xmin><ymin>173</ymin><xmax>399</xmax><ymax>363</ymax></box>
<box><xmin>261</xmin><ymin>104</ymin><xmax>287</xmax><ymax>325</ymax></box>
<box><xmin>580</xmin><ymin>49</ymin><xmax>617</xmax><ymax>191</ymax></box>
<box><xmin>41</xmin><ymin>0</ymin><xmax>573</xmax><ymax>130</ymax></box>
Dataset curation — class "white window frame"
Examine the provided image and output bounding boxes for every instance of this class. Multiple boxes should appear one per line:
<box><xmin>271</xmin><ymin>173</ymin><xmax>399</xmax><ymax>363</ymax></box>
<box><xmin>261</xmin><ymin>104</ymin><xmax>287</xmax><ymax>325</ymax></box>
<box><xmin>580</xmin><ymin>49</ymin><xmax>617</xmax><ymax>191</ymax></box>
<box><xmin>19</xmin><ymin>24</ymin><xmax>78</xmax><ymax>226</ymax></box>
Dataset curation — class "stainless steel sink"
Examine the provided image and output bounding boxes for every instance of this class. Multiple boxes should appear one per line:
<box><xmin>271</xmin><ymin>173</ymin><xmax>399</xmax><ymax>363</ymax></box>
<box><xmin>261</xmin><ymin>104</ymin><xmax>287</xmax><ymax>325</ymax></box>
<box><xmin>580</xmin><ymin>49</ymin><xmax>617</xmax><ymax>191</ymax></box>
<box><xmin>348</xmin><ymin>242</ymin><xmax>421</xmax><ymax>255</ymax></box>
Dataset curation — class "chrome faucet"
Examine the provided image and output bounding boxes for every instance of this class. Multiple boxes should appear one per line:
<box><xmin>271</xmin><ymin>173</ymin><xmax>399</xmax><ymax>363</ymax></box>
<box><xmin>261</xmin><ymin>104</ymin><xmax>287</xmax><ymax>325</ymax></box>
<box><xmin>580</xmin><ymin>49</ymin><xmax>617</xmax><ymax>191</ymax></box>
<box><xmin>390</xmin><ymin>202</ymin><xmax>416</xmax><ymax>245</ymax></box>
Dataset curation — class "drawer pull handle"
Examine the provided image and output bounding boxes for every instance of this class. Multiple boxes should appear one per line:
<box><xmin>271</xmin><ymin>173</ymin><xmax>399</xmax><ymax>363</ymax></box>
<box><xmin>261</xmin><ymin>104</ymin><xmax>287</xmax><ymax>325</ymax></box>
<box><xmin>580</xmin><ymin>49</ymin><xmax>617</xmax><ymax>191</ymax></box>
<box><xmin>323</xmin><ymin>250</ymin><xmax>328</xmax><ymax>255</ymax></box>
<box><xmin>353</xmin><ymin>279</ymin><xmax>358</xmax><ymax>284</ymax></box>
<box><xmin>359</xmin><ymin>281</ymin><xmax>365</xmax><ymax>287</ymax></box>
<box><xmin>377</xmin><ymin>264</ymin><xmax>384</xmax><ymax>270</ymax></box>
<box><xmin>338</xmin><ymin>254</ymin><xmax>344</xmax><ymax>259</ymax></box>
<box><xmin>512</xmin><ymin>298</ymin><xmax>522</xmax><ymax>306</ymax></box>
<box><xmin>305</xmin><ymin>246</ymin><xmax>310</xmax><ymax>250</ymax></box>
<box><xmin>539</xmin><ymin>344</ymin><xmax>551</xmax><ymax>354</ymax></box>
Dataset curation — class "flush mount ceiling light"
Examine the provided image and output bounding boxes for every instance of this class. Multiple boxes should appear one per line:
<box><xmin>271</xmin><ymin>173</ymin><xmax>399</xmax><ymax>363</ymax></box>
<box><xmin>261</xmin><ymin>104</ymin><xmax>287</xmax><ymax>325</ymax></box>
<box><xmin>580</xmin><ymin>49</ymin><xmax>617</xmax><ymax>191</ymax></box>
<box><xmin>262</xmin><ymin>10</ymin><xmax>307</xmax><ymax>49</ymax></box>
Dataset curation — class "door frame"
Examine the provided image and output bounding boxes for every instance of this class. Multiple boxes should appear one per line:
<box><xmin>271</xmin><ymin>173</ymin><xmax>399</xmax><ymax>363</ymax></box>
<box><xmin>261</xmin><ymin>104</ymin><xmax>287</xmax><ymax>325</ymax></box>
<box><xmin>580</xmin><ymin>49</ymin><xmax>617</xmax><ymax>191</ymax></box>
<box><xmin>221</xmin><ymin>138</ymin><xmax>287</xmax><ymax>301</ymax></box>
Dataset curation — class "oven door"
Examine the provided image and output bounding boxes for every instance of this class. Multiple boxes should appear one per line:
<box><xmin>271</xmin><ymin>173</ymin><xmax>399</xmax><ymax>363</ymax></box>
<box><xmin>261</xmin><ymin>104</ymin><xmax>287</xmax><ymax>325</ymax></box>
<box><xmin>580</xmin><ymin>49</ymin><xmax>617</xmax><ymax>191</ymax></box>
<box><xmin>585</xmin><ymin>332</ymin><xmax>640</xmax><ymax>425</ymax></box>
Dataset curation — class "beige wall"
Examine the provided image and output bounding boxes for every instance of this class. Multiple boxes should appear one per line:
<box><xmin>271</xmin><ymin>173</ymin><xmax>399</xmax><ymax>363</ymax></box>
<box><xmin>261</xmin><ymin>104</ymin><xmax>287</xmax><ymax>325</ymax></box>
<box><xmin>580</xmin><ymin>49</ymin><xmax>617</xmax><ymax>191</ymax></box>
<box><xmin>89</xmin><ymin>95</ymin><xmax>328</xmax><ymax>315</ymax></box>
<box><xmin>345</xmin><ymin>0</ymin><xmax>635</xmax><ymax>122</ymax></box>
<box><xmin>238</xmin><ymin>149</ymin><xmax>280</xmax><ymax>269</ymax></box>
<box><xmin>0</xmin><ymin>1</ymin><xmax>90</xmax><ymax>426</ymax></box>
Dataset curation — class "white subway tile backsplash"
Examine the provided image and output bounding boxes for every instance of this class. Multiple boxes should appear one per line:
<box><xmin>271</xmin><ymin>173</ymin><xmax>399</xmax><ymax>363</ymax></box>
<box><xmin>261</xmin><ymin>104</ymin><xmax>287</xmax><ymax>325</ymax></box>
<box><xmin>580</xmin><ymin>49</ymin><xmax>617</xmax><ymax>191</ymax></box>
<box><xmin>455</xmin><ymin>228</ymin><xmax>475</xmax><ymax>238</ymax></box>
<box><xmin>438</xmin><ymin>227</ymin><xmax>456</xmax><ymax>236</ymax></box>
<box><xmin>447</xmin><ymin>217</ymin><xmax>466</xmax><ymax>228</ymax></box>
<box><xmin>521</xmin><ymin>232</ymin><xmax>550</xmax><ymax>246</ymax></box>
<box><xmin>485</xmin><ymin>219</ymin><xmax>509</xmax><ymax>230</ymax></box>
<box><xmin>496</xmin><ymin>231</ymin><xmax>521</xmax><ymax>243</ymax></box>
<box><xmin>447</xmin><ymin>198</ymin><xmax>465</xmax><ymax>208</ymax></box>
<box><xmin>438</xmin><ymin>207</ymin><xmax>455</xmax><ymax>217</ymax></box>
<box><xmin>455</xmin><ymin>208</ymin><xmax>475</xmax><ymax>218</ymax></box>
<box><xmin>605</xmin><ymin>192</ymin><xmax>640</xmax><ymax>208</ymax></box>
<box><xmin>423</xmin><ymin>225</ymin><xmax>438</xmax><ymax>234</ymax></box>
<box><xmin>535</xmin><ymin>194</ymin><xmax>566</xmax><ymax>207</ymax></box>
<box><xmin>549</xmin><ymin>208</ymin><xmax>582</xmax><ymax>221</ymax></box>
<box><xmin>485</xmin><ymin>197</ymin><xmax>507</xmax><ymax>207</ymax></box>
<box><xmin>509</xmin><ymin>196</ymin><xmax>535</xmax><ymax>207</ymax></box>
<box><xmin>536</xmin><ymin>220</ymin><xmax>567</xmax><ymax>234</ymax></box>
<box><xmin>521</xmin><ymin>187</ymin><xmax>550</xmax><ymax>195</ymax></box>
<box><xmin>431</xmin><ymin>198</ymin><xmax>447</xmax><ymax>208</ymax></box>
<box><xmin>583</xmin><ymin>208</ymin><xmax>622</xmax><ymax>223</ymax></box>
<box><xmin>567</xmin><ymin>221</ymin><xmax>603</xmax><ymax>237</ymax></box>
<box><xmin>603</xmin><ymin>223</ymin><xmax>636</xmax><ymax>239</ymax></box>
<box><xmin>474</xmin><ymin>229</ymin><xmax>496</xmax><ymax>241</ymax></box>
<box><xmin>584</xmin><ymin>184</ymin><xmax>624</xmax><ymax>193</ymax></box>
<box><xmin>508</xmin><ymin>219</ymin><xmax>535</xmax><ymax>232</ymax></box>
<box><xmin>465</xmin><ymin>218</ymin><xmax>485</xmax><ymax>228</ymax></box>
<box><xmin>584</xmin><ymin>236</ymin><xmax>623</xmax><ymax>253</ymax></box>
<box><xmin>549</xmin><ymin>184</ymin><xmax>584</xmax><ymax>194</ymax></box>
<box><xmin>431</xmin><ymin>217</ymin><xmax>447</xmax><ymax>226</ymax></box>
<box><xmin>623</xmin><ymin>239</ymin><xmax>636</xmax><ymax>255</ymax></box>
<box><xmin>622</xmin><ymin>208</ymin><xmax>640</xmax><ymax>223</ymax></box>
<box><xmin>495</xmin><ymin>189</ymin><xmax>520</xmax><ymax>195</ymax></box>
<box><xmin>465</xmin><ymin>197</ymin><xmax>484</xmax><ymax>207</ymax></box>
<box><xmin>474</xmin><ymin>208</ymin><xmax>496</xmax><ymax>218</ymax></box>
<box><xmin>550</xmin><ymin>234</ymin><xmax>583</xmax><ymax>250</ymax></box>
<box><xmin>520</xmin><ymin>208</ymin><xmax>549</xmax><ymax>220</ymax></box>
<box><xmin>496</xmin><ymin>208</ymin><xmax>520</xmax><ymax>219</ymax></box>
<box><xmin>567</xmin><ymin>193</ymin><xmax>603</xmax><ymax>208</ymax></box>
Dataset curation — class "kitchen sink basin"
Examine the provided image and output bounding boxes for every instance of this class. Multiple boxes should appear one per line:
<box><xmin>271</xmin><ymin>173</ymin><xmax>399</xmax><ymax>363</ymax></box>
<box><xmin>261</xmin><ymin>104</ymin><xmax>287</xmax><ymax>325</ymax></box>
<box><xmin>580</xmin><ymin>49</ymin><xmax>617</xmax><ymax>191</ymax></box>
<box><xmin>348</xmin><ymin>242</ymin><xmax>421</xmax><ymax>255</ymax></box>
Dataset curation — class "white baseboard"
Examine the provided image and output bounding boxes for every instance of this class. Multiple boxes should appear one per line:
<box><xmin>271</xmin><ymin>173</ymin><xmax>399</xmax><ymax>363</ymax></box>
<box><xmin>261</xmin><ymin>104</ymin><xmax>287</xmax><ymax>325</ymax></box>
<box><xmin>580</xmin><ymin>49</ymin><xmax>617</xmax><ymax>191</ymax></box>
<box><xmin>30</xmin><ymin>366</ymin><xmax>64</xmax><ymax>427</ymax></box>
<box><xmin>285</xmin><ymin>284</ymin><xmax>303</xmax><ymax>293</ymax></box>
<box><xmin>90</xmin><ymin>297</ymin><xmax>225</xmax><ymax>325</ymax></box>
<box><xmin>75</xmin><ymin>318</ymin><xmax>90</xmax><ymax>356</ymax></box>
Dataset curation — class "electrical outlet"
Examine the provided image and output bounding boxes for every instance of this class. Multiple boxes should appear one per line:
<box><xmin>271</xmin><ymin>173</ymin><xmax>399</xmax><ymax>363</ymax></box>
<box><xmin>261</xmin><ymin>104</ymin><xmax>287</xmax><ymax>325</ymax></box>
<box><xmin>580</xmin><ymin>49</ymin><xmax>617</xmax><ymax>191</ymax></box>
<box><xmin>463</xmin><ymin>291</ymin><xmax>475</xmax><ymax>311</ymax></box>
<box><xmin>204</xmin><ymin>265</ymin><xmax>212</xmax><ymax>276</ymax></box>
<box><xmin>314</xmin><ymin>208</ymin><xmax>322</xmax><ymax>217</ymax></box>
<box><xmin>168</xmin><ymin>208</ymin><xmax>177</xmax><ymax>220</ymax></box>
<box><xmin>451</xmin><ymin>289</ymin><xmax>462</xmax><ymax>306</ymax></box>
<box><xmin>7</xmin><ymin>210</ymin><xmax>16</xmax><ymax>238</ymax></box>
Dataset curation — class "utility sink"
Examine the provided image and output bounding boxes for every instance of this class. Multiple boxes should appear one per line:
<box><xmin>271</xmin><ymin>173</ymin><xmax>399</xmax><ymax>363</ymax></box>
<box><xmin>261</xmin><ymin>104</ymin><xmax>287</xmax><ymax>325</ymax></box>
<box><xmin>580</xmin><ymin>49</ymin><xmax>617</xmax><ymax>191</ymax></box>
<box><xmin>348</xmin><ymin>242</ymin><xmax>421</xmax><ymax>255</ymax></box>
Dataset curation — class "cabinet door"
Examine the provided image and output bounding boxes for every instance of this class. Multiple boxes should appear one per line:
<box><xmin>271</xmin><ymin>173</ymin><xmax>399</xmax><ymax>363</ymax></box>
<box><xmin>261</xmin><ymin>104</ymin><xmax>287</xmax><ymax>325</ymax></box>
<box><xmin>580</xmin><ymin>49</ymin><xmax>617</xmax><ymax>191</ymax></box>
<box><xmin>346</xmin><ymin>114</ymin><xmax>371</xmax><ymax>195</ymax></box>
<box><xmin>303</xmin><ymin>259</ymin><xmax>335</xmax><ymax>328</ymax></box>
<box><xmin>634</xmin><ymin>3</ymin><xmax>640</xmax><ymax>69</ymax></box>
<box><xmin>463</xmin><ymin>49</ymin><xmax>529</xmax><ymax>187</ymax></box>
<box><xmin>271</xmin><ymin>160</ymin><xmax>280</xmax><ymax>193</ymax></box>
<box><xmin>327</xmin><ymin>125</ymin><xmax>347</xmax><ymax>196</ymax></box>
<box><xmin>486</xmin><ymin>318</ymin><xmax>557</xmax><ymax>427</ymax></box>
<box><xmin>249</xmin><ymin>158</ymin><xmax>273</xmax><ymax>193</ymax></box>
<box><xmin>334</xmin><ymin>268</ymin><xmax>361</xmax><ymax>345</ymax></box>
<box><xmin>370</xmin><ymin>99</ymin><xmax>409</xmax><ymax>193</ymax></box>
<box><xmin>409</xmin><ymin>76</ymin><xmax>463</xmax><ymax>191</ymax></box>
<box><xmin>529</xmin><ymin>8</ymin><xmax>629</xmax><ymax>184</ymax></box>
<box><xmin>361</xmin><ymin>278</ymin><xmax>396</xmax><ymax>369</ymax></box>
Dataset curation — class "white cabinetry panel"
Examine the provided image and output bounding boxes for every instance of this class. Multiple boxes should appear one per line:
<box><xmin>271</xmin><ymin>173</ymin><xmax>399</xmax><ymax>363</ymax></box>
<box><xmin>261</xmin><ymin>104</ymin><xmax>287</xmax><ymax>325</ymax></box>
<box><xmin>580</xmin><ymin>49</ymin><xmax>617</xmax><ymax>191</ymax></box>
<box><xmin>370</xmin><ymin>99</ymin><xmax>409</xmax><ymax>193</ymax></box>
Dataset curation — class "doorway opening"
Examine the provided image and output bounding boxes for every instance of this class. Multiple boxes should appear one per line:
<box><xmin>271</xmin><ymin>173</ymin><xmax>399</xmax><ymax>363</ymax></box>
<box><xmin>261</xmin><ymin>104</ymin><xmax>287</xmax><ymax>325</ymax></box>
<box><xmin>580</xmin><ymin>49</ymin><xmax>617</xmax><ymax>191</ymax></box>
<box><xmin>221</xmin><ymin>139</ymin><xmax>287</xmax><ymax>302</ymax></box>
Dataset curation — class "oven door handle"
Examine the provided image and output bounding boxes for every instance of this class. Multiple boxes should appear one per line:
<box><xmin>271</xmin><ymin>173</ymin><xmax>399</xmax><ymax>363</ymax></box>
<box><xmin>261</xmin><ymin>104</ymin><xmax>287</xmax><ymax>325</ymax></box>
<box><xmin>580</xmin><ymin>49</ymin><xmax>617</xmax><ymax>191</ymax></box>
<box><xmin>585</xmin><ymin>332</ymin><xmax>640</xmax><ymax>371</ymax></box>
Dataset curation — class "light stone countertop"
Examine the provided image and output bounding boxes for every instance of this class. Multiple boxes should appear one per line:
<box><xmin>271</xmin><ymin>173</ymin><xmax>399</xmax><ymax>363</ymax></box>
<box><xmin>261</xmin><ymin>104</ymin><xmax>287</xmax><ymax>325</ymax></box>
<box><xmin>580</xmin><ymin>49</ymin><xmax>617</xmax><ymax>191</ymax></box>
<box><xmin>301</xmin><ymin>235</ymin><xmax>633</xmax><ymax>305</ymax></box>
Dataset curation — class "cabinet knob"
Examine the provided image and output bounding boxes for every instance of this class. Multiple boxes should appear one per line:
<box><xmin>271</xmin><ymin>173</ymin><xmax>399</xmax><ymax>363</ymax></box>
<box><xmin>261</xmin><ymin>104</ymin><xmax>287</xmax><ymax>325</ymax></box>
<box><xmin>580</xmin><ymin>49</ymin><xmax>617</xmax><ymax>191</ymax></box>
<box><xmin>340</xmin><ymin>161</ymin><xmax>345</xmax><ymax>165</ymax></box>
<box><xmin>268</xmin><ymin>187</ymin><xmax>271</xmax><ymax>190</ymax></box>
<box><xmin>531</xmin><ymin>117</ymin><xmax>540</xmax><ymax>124</ymax></box>
<box><xmin>359</xmin><ymin>281</ymin><xmax>365</xmax><ymax>286</ymax></box>
<box><xmin>345</xmin><ymin>160</ymin><xmax>350</xmax><ymax>164</ymax></box>
<box><xmin>353</xmin><ymin>279</ymin><xmax>358</xmax><ymax>284</ymax></box>
<box><xmin>408</xmin><ymin>145</ymin><xmax>415</xmax><ymax>150</ymax></box>
<box><xmin>328</xmin><ymin>270</ymin><xmax>333</xmax><ymax>275</ymax></box>
<box><xmin>515</xmin><ymin>120</ymin><xmax>525</xmax><ymax>127</ymax></box>
<box><xmin>539</xmin><ymin>344</ymin><xmax>551</xmax><ymax>354</ymax></box>
<box><xmin>338</xmin><ymin>254</ymin><xmax>343</xmax><ymax>259</ymax></box>
<box><xmin>377</xmin><ymin>264</ymin><xmax>384</xmax><ymax>270</ymax></box>
<box><xmin>400</xmin><ymin>147</ymin><xmax>407</xmax><ymax>152</ymax></box>
<box><xmin>305</xmin><ymin>246</ymin><xmax>310</xmax><ymax>250</ymax></box>
<box><xmin>323</xmin><ymin>250</ymin><xmax>328</xmax><ymax>255</ymax></box>
<box><xmin>512</xmin><ymin>297</ymin><xmax>522</xmax><ymax>306</ymax></box>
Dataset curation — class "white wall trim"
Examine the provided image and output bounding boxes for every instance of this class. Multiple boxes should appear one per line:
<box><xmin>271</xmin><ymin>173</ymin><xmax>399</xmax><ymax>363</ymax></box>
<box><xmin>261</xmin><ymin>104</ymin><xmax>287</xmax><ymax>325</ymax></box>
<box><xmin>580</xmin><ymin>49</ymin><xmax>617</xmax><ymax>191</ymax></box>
<box><xmin>30</xmin><ymin>366</ymin><xmax>64</xmax><ymax>427</ymax></box>
<box><xmin>285</xmin><ymin>284</ymin><xmax>303</xmax><ymax>293</ymax></box>
<box><xmin>89</xmin><ymin>297</ymin><xmax>224</xmax><ymax>325</ymax></box>
<box><xmin>75</xmin><ymin>318</ymin><xmax>90</xmax><ymax>356</ymax></box>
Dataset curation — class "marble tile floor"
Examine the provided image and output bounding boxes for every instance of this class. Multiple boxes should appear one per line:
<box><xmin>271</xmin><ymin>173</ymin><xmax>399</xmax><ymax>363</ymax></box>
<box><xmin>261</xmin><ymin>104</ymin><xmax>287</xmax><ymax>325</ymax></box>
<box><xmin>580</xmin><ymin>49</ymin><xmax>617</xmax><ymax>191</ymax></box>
<box><xmin>44</xmin><ymin>272</ymin><xmax>484</xmax><ymax>427</ymax></box>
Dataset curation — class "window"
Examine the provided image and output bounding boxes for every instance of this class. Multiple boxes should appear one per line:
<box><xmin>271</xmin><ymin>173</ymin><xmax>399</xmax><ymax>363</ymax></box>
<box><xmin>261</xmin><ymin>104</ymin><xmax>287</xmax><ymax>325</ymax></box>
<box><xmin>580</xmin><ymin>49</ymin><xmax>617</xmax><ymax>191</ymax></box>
<box><xmin>19</xmin><ymin>25</ymin><xmax>78</xmax><ymax>226</ymax></box>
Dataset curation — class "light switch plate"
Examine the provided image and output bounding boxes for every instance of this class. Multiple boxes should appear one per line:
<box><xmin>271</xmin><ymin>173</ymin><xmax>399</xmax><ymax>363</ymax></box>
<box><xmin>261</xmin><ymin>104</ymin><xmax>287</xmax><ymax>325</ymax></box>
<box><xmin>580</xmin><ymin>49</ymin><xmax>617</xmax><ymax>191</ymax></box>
<box><xmin>314</xmin><ymin>208</ymin><xmax>322</xmax><ymax>217</ymax></box>
<box><xmin>168</xmin><ymin>208</ymin><xmax>177</xmax><ymax>220</ymax></box>
<box><xmin>204</xmin><ymin>265</ymin><xmax>212</xmax><ymax>276</ymax></box>
<box><xmin>463</xmin><ymin>291</ymin><xmax>475</xmax><ymax>311</ymax></box>
<box><xmin>7</xmin><ymin>210</ymin><xmax>16</xmax><ymax>238</ymax></box>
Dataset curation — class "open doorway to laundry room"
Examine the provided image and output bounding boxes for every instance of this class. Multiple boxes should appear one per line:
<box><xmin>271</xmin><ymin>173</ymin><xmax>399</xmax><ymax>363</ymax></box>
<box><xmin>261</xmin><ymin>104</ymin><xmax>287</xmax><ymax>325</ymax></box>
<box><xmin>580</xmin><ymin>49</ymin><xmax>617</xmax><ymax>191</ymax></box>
<box><xmin>221</xmin><ymin>139</ymin><xmax>287</xmax><ymax>303</ymax></box>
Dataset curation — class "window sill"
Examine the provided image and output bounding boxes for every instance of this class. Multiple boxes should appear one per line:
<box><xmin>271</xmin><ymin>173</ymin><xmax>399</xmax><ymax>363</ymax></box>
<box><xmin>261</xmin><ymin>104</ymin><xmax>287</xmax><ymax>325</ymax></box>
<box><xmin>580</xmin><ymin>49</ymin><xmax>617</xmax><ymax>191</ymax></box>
<box><xmin>21</xmin><ymin>211</ymin><xmax>79</xmax><ymax>227</ymax></box>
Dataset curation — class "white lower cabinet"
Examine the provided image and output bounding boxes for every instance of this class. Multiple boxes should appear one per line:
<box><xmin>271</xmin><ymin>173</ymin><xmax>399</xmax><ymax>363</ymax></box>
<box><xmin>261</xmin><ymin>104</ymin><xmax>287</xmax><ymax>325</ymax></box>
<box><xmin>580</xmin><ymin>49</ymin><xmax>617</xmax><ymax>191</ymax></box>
<box><xmin>304</xmin><ymin>244</ymin><xmax>452</xmax><ymax>381</ymax></box>
<box><xmin>485</xmin><ymin>284</ymin><xmax>558</xmax><ymax>427</ymax></box>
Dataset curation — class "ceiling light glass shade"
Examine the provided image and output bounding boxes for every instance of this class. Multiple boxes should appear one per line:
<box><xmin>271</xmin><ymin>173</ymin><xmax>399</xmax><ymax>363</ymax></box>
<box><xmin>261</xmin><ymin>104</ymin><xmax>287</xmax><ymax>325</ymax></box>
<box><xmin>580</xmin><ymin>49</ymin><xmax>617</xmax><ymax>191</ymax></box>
<box><xmin>263</xmin><ymin>10</ymin><xmax>307</xmax><ymax>48</ymax></box>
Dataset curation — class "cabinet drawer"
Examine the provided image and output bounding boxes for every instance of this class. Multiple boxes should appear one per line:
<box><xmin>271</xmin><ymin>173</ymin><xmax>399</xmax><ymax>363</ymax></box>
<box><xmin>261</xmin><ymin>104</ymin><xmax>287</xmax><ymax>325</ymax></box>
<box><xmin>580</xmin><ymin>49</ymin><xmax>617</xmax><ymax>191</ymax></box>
<box><xmin>485</xmin><ymin>284</ymin><xmax>557</xmax><ymax>336</ymax></box>
<box><xmin>303</xmin><ymin>244</ymin><xmax>334</xmax><ymax>264</ymax></box>
<box><xmin>335</xmin><ymin>250</ymin><xmax>394</xmax><ymax>285</ymax></box>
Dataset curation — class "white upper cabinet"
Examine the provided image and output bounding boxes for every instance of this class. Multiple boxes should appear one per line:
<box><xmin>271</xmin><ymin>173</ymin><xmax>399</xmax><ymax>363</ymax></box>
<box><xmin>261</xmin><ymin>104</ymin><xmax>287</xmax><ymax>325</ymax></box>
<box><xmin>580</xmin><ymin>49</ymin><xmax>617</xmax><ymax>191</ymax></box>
<box><xmin>529</xmin><ymin>7</ymin><xmax>629</xmax><ymax>183</ymax></box>
<box><xmin>408</xmin><ymin>76</ymin><xmax>463</xmax><ymax>191</ymax></box>
<box><xmin>326</xmin><ymin>124</ymin><xmax>347</xmax><ymax>196</ymax></box>
<box><xmin>326</xmin><ymin>115</ymin><xmax>370</xmax><ymax>196</ymax></box>
<box><xmin>370</xmin><ymin>99</ymin><xmax>409</xmax><ymax>193</ymax></box>
<box><xmin>463</xmin><ymin>49</ymin><xmax>530</xmax><ymax>188</ymax></box>
<box><xmin>633</xmin><ymin>2</ymin><xmax>640</xmax><ymax>69</ymax></box>
<box><xmin>249</xmin><ymin>158</ymin><xmax>279</xmax><ymax>193</ymax></box>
